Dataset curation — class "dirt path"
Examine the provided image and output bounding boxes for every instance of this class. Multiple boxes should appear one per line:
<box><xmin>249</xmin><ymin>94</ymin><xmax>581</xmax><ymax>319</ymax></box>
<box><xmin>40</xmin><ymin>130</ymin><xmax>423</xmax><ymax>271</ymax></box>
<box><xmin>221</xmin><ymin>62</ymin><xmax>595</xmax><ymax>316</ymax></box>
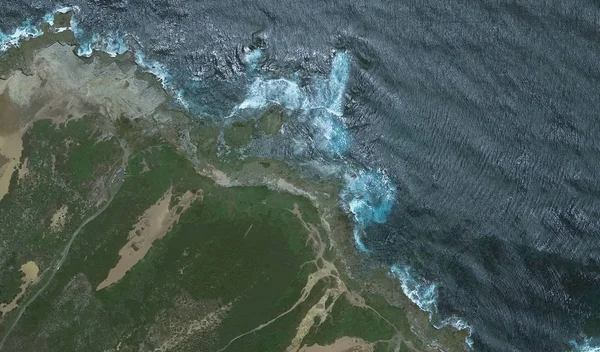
<box><xmin>0</xmin><ymin>166</ymin><xmax>126</xmax><ymax>350</ymax></box>
<box><xmin>216</xmin><ymin>203</ymin><xmax>400</xmax><ymax>352</ymax></box>
<box><xmin>216</xmin><ymin>201</ymin><xmax>416</xmax><ymax>352</ymax></box>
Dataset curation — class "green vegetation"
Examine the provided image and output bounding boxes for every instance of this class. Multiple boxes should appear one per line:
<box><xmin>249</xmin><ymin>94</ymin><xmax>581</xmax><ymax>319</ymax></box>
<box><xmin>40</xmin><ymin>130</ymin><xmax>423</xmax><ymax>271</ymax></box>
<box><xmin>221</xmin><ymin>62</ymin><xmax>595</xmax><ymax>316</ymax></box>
<box><xmin>224</xmin><ymin>121</ymin><xmax>254</xmax><ymax>147</ymax></box>
<box><xmin>258</xmin><ymin>106</ymin><xmax>285</xmax><ymax>135</ymax></box>
<box><xmin>2</xmin><ymin>143</ymin><xmax>323</xmax><ymax>352</ymax></box>
<box><xmin>0</xmin><ymin>254</ymin><xmax>24</xmax><ymax>304</ymax></box>
<box><xmin>223</xmin><ymin>280</ymin><xmax>327</xmax><ymax>352</ymax></box>
<box><xmin>302</xmin><ymin>294</ymin><xmax>396</xmax><ymax>346</ymax></box>
<box><xmin>27</xmin><ymin>116</ymin><xmax>121</xmax><ymax>190</ymax></box>
<box><xmin>374</xmin><ymin>341</ymin><xmax>393</xmax><ymax>352</ymax></box>
<box><xmin>363</xmin><ymin>293</ymin><xmax>424</xmax><ymax>349</ymax></box>
<box><xmin>0</xmin><ymin>116</ymin><xmax>122</xmax><ymax>310</ymax></box>
<box><xmin>68</xmin><ymin>128</ymin><xmax>121</xmax><ymax>184</ymax></box>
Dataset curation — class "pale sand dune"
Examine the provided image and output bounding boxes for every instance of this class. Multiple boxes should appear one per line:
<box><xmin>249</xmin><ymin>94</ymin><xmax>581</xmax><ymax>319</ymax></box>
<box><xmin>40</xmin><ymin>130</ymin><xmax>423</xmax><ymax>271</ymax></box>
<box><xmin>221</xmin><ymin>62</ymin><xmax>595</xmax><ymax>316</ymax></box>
<box><xmin>96</xmin><ymin>187</ymin><xmax>202</xmax><ymax>290</ymax></box>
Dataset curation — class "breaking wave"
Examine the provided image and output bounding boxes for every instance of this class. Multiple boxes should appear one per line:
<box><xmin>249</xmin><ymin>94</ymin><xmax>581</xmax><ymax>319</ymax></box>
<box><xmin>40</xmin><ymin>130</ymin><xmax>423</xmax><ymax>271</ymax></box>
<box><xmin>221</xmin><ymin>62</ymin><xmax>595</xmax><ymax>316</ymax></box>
<box><xmin>571</xmin><ymin>338</ymin><xmax>600</xmax><ymax>352</ymax></box>
<box><xmin>242</xmin><ymin>47</ymin><xmax>263</xmax><ymax>73</ymax></box>
<box><xmin>391</xmin><ymin>265</ymin><xmax>437</xmax><ymax>313</ymax></box>
<box><xmin>233</xmin><ymin>51</ymin><xmax>351</xmax><ymax>156</ymax></box>
<box><xmin>340</xmin><ymin>169</ymin><xmax>396</xmax><ymax>252</ymax></box>
<box><xmin>391</xmin><ymin>265</ymin><xmax>474</xmax><ymax>348</ymax></box>
<box><xmin>0</xmin><ymin>6</ymin><xmax>72</xmax><ymax>52</ymax></box>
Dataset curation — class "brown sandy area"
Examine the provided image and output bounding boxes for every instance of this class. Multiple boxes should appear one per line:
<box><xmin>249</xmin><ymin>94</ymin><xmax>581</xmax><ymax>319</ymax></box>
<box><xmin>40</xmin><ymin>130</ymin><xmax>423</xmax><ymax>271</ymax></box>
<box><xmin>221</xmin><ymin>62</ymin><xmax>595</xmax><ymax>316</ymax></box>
<box><xmin>0</xmin><ymin>261</ymin><xmax>40</xmax><ymax>316</ymax></box>
<box><xmin>0</xmin><ymin>89</ymin><xmax>23</xmax><ymax>202</ymax></box>
<box><xmin>96</xmin><ymin>187</ymin><xmax>202</xmax><ymax>290</ymax></box>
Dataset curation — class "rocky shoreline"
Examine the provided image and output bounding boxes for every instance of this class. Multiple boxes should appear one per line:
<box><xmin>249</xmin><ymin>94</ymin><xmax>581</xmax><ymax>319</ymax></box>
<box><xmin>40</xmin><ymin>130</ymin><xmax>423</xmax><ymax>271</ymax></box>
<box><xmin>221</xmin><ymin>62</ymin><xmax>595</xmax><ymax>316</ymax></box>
<box><xmin>0</xmin><ymin>14</ymin><xmax>468</xmax><ymax>352</ymax></box>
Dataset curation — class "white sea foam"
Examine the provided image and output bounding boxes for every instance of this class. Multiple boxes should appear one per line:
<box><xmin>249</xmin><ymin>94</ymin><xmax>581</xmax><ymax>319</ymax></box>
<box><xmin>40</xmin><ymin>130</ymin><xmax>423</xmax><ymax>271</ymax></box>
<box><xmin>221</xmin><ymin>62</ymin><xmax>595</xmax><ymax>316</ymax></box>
<box><xmin>243</xmin><ymin>47</ymin><xmax>262</xmax><ymax>72</ymax></box>
<box><xmin>328</xmin><ymin>52</ymin><xmax>350</xmax><ymax>116</ymax></box>
<box><xmin>134</xmin><ymin>51</ymin><xmax>189</xmax><ymax>109</ymax></box>
<box><xmin>0</xmin><ymin>6</ymin><xmax>190</xmax><ymax>110</ymax></box>
<box><xmin>0</xmin><ymin>5</ymin><xmax>477</xmax><ymax>350</ymax></box>
<box><xmin>0</xmin><ymin>19</ymin><xmax>43</xmax><ymax>52</ymax></box>
<box><xmin>342</xmin><ymin>169</ymin><xmax>396</xmax><ymax>226</ymax></box>
<box><xmin>441</xmin><ymin>316</ymin><xmax>475</xmax><ymax>348</ymax></box>
<box><xmin>391</xmin><ymin>265</ymin><xmax>438</xmax><ymax>313</ymax></box>
<box><xmin>339</xmin><ymin>168</ymin><xmax>397</xmax><ymax>251</ymax></box>
<box><xmin>237</xmin><ymin>77</ymin><xmax>305</xmax><ymax>111</ymax></box>
<box><xmin>0</xmin><ymin>6</ymin><xmax>80</xmax><ymax>52</ymax></box>
<box><xmin>70</xmin><ymin>15</ymin><xmax>129</xmax><ymax>58</ymax></box>
<box><xmin>234</xmin><ymin>51</ymin><xmax>351</xmax><ymax>156</ymax></box>
<box><xmin>571</xmin><ymin>338</ymin><xmax>600</xmax><ymax>352</ymax></box>
<box><xmin>390</xmin><ymin>264</ymin><xmax>474</xmax><ymax>349</ymax></box>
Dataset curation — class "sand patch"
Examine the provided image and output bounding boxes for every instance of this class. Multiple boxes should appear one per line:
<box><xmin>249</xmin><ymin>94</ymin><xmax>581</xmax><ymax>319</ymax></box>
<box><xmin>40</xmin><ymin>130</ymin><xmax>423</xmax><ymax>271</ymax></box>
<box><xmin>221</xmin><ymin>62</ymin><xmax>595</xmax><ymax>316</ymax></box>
<box><xmin>50</xmin><ymin>205</ymin><xmax>69</xmax><ymax>232</ymax></box>
<box><xmin>208</xmin><ymin>166</ymin><xmax>234</xmax><ymax>187</ymax></box>
<box><xmin>0</xmin><ymin>89</ymin><xmax>23</xmax><ymax>202</ymax></box>
<box><xmin>21</xmin><ymin>261</ymin><xmax>39</xmax><ymax>281</ymax></box>
<box><xmin>0</xmin><ymin>261</ymin><xmax>40</xmax><ymax>315</ymax></box>
<box><xmin>299</xmin><ymin>337</ymin><xmax>374</xmax><ymax>352</ymax></box>
<box><xmin>276</xmin><ymin>178</ymin><xmax>317</xmax><ymax>202</ymax></box>
<box><xmin>96</xmin><ymin>187</ymin><xmax>203</xmax><ymax>290</ymax></box>
<box><xmin>0</xmin><ymin>133</ymin><xmax>23</xmax><ymax>201</ymax></box>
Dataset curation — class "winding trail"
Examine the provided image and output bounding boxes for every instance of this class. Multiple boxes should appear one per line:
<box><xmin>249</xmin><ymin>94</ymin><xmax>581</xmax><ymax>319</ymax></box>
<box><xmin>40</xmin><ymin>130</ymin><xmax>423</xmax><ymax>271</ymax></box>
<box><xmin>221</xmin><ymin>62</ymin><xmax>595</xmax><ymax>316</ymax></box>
<box><xmin>0</xmin><ymin>167</ymin><xmax>125</xmax><ymax>350</ymax></box>
<box><xmin>216</xmin><ymin>202</ymin><xmax>411</xmax><ymax>352</ymax></box>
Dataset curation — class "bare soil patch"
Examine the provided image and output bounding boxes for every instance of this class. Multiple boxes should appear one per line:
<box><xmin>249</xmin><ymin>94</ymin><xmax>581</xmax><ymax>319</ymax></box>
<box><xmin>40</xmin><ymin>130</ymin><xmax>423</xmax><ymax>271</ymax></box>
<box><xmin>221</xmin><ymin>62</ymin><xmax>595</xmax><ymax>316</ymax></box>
<box><xmin>0</xmin><ymin>89</ymin><xmax>23</xmax><ymax>201</ymax></box>
<box><xmin>0</xmin><ymin>261</ymin><xmax>40</xmax><ymax>316</ymax></box>
<box><xmin>96</xmin><ymin>187</ymin><xmax>202</xmax><ymax>290</ymax></box>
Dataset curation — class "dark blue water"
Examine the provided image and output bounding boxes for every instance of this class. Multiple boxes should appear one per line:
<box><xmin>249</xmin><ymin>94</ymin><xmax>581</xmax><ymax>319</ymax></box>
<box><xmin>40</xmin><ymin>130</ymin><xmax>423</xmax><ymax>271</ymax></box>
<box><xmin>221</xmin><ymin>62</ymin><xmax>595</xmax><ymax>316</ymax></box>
<box><xmin>2</xmin><ymin>1</ymin><xmax>600</xmax><ymax>351</ymax></box>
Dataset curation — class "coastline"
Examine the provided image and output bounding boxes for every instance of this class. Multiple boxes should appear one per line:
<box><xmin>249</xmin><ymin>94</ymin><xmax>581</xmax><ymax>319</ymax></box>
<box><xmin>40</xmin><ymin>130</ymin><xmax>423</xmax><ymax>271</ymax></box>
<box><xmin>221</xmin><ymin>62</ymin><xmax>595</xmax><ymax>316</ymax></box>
<box><xmin>0</xmin><ymin>11</ymin><xmax>470</xmax><ymax>351</ymax></box>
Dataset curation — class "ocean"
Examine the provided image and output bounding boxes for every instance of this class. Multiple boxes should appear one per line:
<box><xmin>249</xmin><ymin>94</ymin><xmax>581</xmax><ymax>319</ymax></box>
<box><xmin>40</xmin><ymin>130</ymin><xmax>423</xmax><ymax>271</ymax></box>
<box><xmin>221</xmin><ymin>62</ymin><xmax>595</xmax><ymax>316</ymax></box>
<box><xmin>1</xmin><ymin>1</ymin><xmax>600</xmax><ymax>351</ymax></box>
